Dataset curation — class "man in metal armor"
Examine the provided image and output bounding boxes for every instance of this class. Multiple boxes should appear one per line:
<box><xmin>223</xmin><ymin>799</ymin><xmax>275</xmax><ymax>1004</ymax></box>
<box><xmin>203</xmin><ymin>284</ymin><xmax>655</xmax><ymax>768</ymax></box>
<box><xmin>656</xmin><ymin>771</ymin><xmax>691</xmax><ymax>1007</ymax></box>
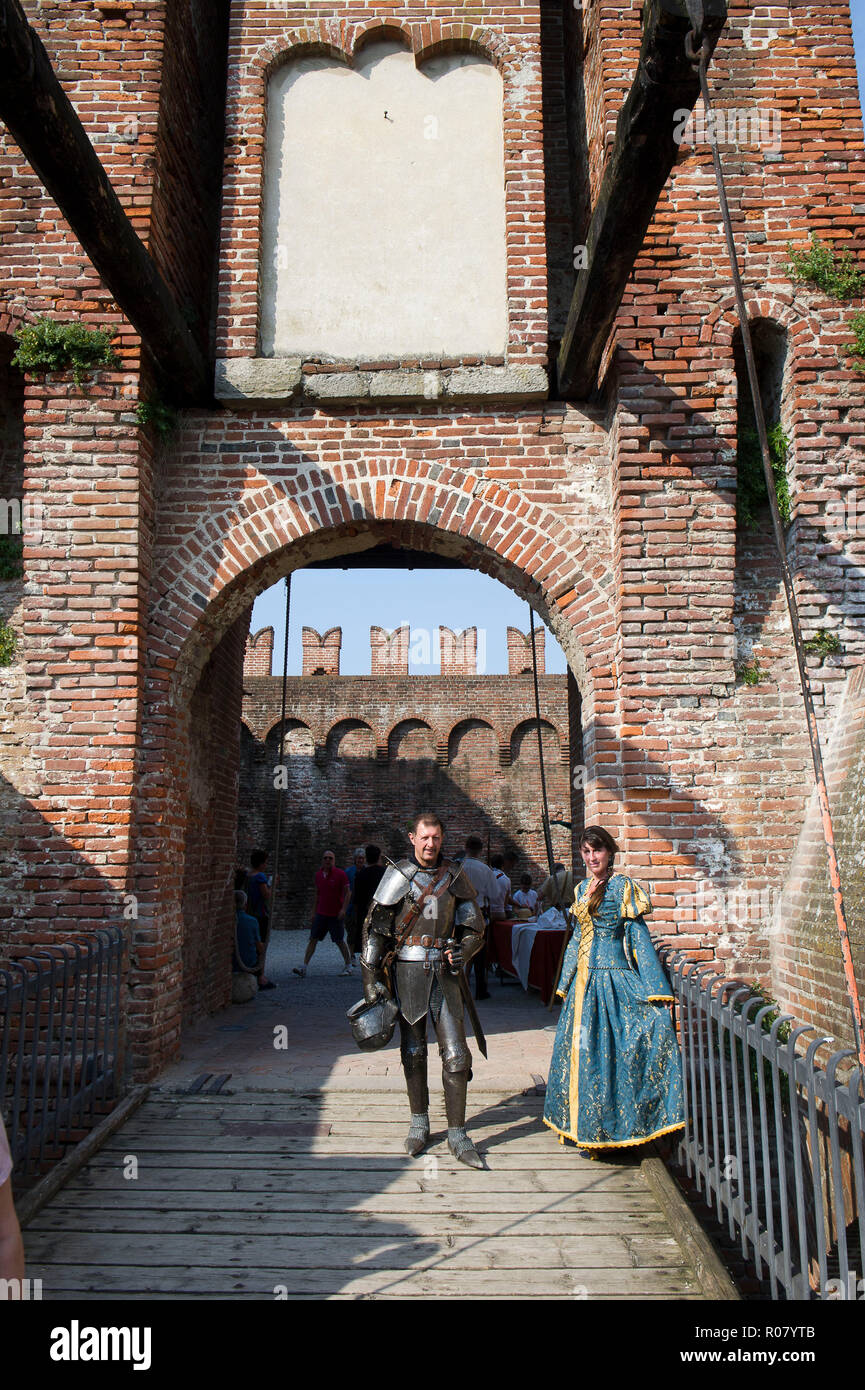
<box><xmin>360</xmin><ymin>812</ymin><xmax>487</xmax><ymax>1168</ymax></box>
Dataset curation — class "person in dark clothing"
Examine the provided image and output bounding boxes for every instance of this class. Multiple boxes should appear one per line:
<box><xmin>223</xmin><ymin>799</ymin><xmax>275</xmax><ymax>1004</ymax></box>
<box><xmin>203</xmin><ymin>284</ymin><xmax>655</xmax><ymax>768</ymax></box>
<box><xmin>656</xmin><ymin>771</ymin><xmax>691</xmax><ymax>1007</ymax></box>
<box><xmin>352</xmin><ymin>843</ymin><xmax>386</xmax><ymax>959</ymax></box>
<box><xmin>245</xmin><ymin>849</ymin><xmax>276</xmax><ymax>988</ymax></box>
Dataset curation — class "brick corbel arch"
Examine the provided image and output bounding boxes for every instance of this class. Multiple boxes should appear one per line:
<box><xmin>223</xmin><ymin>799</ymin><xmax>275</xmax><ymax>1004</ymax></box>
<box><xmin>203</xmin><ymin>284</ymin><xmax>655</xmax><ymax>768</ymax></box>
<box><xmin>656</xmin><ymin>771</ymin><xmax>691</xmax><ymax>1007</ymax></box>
<box><xmin>701</xmin><ymin>292</ymin><xmax>818</xmax><ymax>358</ymax></box>
<box><xmin>384</xmin><ymin>716</ymin><xmax>441</xmax><ymax>758</ymax></box>
<box><xmin>446</xmin><ymin>717</ymin><xmax>502</xmax><ymax>766</ymax></box>
<box><xmin>249</xmin><ymin>18</ymin><xmax>516</xmax><ymax>85</ymax></box>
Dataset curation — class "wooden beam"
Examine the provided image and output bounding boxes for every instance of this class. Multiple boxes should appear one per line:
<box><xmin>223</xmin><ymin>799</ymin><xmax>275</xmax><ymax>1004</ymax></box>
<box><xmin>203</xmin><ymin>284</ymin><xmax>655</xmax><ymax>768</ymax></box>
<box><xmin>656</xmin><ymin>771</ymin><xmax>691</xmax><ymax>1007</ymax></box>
<box><xmin>557</xmin><ymin>0</ymin><xmax>728</xmax><ymax>399</ymax></box>
<box><xmin>0</xmin><ymin>0</ymin><xmax>209</xmax><ymax>402</ymax></box>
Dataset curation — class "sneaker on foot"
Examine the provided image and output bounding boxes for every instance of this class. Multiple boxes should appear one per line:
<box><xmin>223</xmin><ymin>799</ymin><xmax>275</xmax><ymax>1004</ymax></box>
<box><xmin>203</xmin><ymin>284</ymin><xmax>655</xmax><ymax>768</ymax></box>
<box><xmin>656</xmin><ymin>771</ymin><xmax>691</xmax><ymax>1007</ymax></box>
<box><xmin>339</xmin><ymin>965</ymin><xmax>352</xmax><ymax>976</ymax></box>
<box><xmin>292</xmin><ymin>967</ymin><xmax>306</xmax><ymax>978</ymax></box>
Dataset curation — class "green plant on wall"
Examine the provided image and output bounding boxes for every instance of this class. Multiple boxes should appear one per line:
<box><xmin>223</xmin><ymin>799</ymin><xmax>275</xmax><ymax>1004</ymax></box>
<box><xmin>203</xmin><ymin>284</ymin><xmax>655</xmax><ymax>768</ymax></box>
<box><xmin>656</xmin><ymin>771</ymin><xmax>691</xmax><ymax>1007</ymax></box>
<box><xmin>786</xmin><ymin>234</ymin><xmax>864</xmax><ymax>301</ymax></box>
<box><xmin>736</xmin><ymin>423</ymin><xmax>791</xmax><ymax>530</ymax></box>
<box><xmin>0</xmin><ymin>532</ymin><xmax>23</xmax><ymax>581</ymax></box>
<box><xmin>0</xmin><ymin>617</ymin><xmax>16</xmax><ymax>667</ymax></box>
<box><xmin>11</xmin><ymin>317</ymin><xmax>120</xmax><ymax>387</ymax></box>
<box><xmin>802</xmin><ymin>629</ymin><xmax>842</xmax><ymax>657</ymax></box>
<box><xmin>786</xmin><ymin>235</ymin><xmax>865</xmax><ymax>375</ymax></box>
<box><xmin>735</xmin><ymin>658</ymin><xmax>769</xmax><ymax>686</ymax></box>
<box><xmin>136</xmin><ymin>397</ymin><xmax>178</xmax><ymax>439</ymax></box>
<box><xmin>845</xmin><ymin>311</ymin><xmax>865</xmax><ymax>374</ymax></box>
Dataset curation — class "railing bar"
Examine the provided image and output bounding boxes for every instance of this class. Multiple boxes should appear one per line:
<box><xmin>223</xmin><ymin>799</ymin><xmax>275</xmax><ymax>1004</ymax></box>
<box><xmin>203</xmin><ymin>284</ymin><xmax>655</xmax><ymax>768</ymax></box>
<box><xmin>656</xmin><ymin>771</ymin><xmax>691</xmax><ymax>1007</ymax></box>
<box><xmin>805</xmin><ymin>1043</ymin><xmax>831</xmax><ymax>1299</ymax></box>
<box><xmin>789</xmin><ymin>1031</ymin><xmax>813</xmax><ymax>1300</ymax></box>
<box><xmin>8</xmin><ymin>967</ymin><xmax>28</xmax><ymax>1168</ymax></box>
<box><xmin>847</xmin><ymin>1071</ymin><xmax>865</xmax><ymax>1281</ymax></box>
<box><xmin>78</xmin><ymin>942</ymin><xmax>95</xmax><ymax>1130</ymax></box>
<box><xmin>52</xmin><ymin>950</ymin><xmax>73</xmax><ymax>1158</ymax></box>
<box><xmin>705</xmin><ymin>979</ymin><xmax>723</xmax><ymax>1223</ymax></box>
<box><xmin>825</xmin><ymin>1062</ymin><xmax>850</xmax><ymax>1298</ymax></box>
<box><xmin>39</xmin><ymin>955</ymin><xmax>61</xmax><ymax>1172</ymax></box>
<box><xmin>717</xmin><ymin>991</ymin><xmax>736</xmax><ymax>1241</ymax></box>
<box><xmin>771</xmin><ymin>1027</ymin><xmax>793</xmax><ymax>1300</ymax></box>
<box><xmin>729</xmin><ymin>1000</ymin><xmax>747</xmax><ymax>1262</ymax></box>
<box><xmin>754</xmin><ymin>1007</ymin><xmax>775</xmax><ymax>1298</ymax></box>
<box><xmin>685</xmin><ymin>967</ymin><xmax>699</xmax><ymax>1183</ymax></box>
<box><xmin>742</xmin><ymin>1001</ymin><xmax>762</xmax><ymax>1276</ymax></box>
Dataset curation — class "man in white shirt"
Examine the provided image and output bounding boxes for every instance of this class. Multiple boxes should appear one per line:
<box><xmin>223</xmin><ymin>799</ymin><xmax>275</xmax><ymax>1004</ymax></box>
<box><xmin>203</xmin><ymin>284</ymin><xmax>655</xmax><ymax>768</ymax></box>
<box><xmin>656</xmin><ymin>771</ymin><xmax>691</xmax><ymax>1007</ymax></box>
<box><xmin>459</xmin><ymin>836</ymin><xmax>499</xmax><ymax>1000</ymax></box>
<box><xmin>489</xmin><ymin>855</ymin><xmax>511</xmax><ymax>920</ymax></box>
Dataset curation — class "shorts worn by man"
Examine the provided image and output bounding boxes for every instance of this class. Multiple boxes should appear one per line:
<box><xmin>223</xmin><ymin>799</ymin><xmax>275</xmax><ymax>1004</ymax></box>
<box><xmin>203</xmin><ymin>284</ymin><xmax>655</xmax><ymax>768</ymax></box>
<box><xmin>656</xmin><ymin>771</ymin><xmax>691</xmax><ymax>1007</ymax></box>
<box><xmin>360</xmin><ymin>813</ymin><xmax>487</xmax><ymax>1168</ymax></box>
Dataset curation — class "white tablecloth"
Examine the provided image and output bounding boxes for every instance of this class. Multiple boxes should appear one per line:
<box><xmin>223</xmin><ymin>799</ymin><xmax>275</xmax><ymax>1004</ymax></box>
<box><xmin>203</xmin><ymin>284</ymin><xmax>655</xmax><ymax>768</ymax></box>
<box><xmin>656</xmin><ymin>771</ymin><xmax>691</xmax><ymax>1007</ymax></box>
<box><xmin>509</xmin><ymin>913</ymin><xmax>564</xmax><ymax>990</ymax></box>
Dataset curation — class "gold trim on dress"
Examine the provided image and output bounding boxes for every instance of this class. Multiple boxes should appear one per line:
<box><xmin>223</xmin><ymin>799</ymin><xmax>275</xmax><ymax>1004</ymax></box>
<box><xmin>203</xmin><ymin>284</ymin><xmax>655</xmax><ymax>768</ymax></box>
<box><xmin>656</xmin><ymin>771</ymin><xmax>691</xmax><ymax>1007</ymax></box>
<box><xmin>542</xmin><ymin>1115</ymin><xmax>686</xmax><ymax>1149</ymax></box>
<box><xmin>567</xmin><ymin>881</ymin><xmax>596</xmax><ymax>1141</ymax></box>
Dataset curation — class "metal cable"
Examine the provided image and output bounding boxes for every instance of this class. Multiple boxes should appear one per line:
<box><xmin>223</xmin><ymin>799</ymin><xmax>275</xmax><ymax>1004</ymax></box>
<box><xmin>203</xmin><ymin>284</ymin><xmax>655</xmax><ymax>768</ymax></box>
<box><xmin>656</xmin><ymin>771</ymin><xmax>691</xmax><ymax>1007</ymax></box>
<box><xmin>268</xmin><ymin>576</ymin><xmax>291</xmax><ymax>955</ymax></box>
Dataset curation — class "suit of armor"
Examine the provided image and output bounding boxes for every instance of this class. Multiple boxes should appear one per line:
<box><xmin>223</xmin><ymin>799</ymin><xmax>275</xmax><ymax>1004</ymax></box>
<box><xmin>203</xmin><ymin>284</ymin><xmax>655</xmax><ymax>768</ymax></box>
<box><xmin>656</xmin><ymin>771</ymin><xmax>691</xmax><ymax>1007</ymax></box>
<box><xmin>360</xmin><ymin>856</ymin><xmax>486</xmax><ymax>1166</ymax></box>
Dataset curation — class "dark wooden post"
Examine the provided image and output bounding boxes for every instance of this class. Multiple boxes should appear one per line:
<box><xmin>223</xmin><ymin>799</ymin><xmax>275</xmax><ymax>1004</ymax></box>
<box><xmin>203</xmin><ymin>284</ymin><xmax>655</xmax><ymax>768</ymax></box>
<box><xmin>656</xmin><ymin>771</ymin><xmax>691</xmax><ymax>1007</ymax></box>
<box><xmin>557</xmin><ymin>0</ymin><xmax>728</xmax><ymax>399</ymax></box>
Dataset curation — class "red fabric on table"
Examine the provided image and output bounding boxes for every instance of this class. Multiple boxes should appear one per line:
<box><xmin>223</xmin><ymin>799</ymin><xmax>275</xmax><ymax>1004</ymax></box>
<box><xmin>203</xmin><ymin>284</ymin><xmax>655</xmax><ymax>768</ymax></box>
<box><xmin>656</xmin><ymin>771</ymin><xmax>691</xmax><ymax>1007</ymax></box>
<box><xmin>487</xmin><ymin>920</ymin><xmax>567</xmax><ymax>1003</ymax></box>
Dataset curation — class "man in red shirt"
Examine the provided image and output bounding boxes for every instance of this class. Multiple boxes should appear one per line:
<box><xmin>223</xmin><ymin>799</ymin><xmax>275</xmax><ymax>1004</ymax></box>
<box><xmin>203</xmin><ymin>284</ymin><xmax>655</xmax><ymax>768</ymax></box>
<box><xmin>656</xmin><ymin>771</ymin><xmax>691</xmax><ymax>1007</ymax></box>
<box><xmin>293</xmin><ymin>849</ymin><xmax>352</xmax><ymax>977</ymax></box>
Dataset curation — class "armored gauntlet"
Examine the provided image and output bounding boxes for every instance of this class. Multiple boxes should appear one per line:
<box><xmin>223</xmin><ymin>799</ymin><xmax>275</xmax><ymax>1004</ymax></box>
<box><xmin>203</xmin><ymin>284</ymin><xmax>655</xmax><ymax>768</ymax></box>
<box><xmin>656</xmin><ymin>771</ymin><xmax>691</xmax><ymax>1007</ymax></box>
<box><xmin>360</xmin><ymin>905</ymin><xmax>393</xmax><ymax>1005</ymax></box>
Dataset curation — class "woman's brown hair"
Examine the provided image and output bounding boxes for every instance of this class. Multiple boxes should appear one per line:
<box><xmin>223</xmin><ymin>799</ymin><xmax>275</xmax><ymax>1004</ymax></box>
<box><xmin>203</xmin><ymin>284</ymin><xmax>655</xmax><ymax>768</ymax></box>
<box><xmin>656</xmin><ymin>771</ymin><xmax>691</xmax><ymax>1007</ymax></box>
<box><xmin>580</xmin><ymin>826</ymin><xmax>620</xmax><ymax>916</ymax></box>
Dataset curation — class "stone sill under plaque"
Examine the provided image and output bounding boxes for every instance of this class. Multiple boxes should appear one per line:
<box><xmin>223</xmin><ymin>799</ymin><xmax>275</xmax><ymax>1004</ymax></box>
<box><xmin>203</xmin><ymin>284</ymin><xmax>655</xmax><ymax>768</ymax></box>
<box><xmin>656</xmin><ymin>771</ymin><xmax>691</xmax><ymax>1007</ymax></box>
<box><xmin>215</xmin><ymin>358</ymin><xmax>549</xmax><ymax>408</ymax></box>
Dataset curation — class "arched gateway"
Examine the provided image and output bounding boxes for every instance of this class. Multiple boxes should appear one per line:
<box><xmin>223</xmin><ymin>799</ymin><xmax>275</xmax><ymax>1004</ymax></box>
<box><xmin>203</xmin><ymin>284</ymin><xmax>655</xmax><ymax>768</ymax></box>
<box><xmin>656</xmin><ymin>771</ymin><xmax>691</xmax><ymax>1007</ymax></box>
<box><xmin>135</xmin><ymin>461</ymin><xmax>615</xmax><ymax>1077</ymax></box>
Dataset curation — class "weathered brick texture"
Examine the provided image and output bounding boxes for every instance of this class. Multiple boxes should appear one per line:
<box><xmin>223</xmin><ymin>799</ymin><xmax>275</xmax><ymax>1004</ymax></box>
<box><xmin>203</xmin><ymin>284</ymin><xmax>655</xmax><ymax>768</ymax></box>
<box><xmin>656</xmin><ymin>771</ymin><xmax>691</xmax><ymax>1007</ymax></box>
<box><xmin>1</xmin><ymin>1</ymin><xmax>864</xmax><ymax>1077</ymax></box>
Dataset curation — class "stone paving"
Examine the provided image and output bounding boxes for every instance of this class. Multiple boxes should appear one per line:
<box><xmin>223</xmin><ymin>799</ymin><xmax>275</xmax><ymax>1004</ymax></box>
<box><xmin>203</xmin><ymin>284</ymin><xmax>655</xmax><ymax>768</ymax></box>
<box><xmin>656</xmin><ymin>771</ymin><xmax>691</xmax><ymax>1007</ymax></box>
<box><xmin>161</xmin><ymin>929</ymin><xmax>557</xmax><ymax>1096</ymax></box>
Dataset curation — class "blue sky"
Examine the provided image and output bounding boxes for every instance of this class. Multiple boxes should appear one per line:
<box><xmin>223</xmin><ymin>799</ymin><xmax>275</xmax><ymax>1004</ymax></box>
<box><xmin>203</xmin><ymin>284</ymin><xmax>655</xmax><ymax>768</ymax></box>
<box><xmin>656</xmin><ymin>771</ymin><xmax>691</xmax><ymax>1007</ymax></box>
<box><xmin>252</xmin><ymin>5</ymin><xmax>865</xmax><ymax>677</ymax></box>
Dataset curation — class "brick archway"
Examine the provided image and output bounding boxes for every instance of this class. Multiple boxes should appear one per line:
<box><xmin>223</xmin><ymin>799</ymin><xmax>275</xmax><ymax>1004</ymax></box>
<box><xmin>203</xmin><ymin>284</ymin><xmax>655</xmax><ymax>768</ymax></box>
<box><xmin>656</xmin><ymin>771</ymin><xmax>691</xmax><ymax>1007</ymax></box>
<box><xmin>129</xmin><ymin>470</ymin><xmax>615</xmax><ymax>1077</ymax></box>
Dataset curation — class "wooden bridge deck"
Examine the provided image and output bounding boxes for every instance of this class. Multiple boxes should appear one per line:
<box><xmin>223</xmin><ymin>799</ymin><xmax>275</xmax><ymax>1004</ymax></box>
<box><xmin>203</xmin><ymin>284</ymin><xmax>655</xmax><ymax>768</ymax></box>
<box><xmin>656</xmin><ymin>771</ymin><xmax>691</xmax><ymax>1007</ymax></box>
<box><xmin>23</xmin><ymin>1088</ymin><xmax>707</xmax><ymax>1300</ymax></box>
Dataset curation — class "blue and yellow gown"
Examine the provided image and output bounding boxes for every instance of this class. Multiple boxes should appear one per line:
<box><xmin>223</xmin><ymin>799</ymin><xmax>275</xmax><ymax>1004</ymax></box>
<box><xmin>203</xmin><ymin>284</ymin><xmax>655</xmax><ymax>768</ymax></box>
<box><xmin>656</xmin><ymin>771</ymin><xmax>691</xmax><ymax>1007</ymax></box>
<box><xmin>543</xmin><ymin>873</ymin><xmax>685</xmax><ymax>1149</ymax></box>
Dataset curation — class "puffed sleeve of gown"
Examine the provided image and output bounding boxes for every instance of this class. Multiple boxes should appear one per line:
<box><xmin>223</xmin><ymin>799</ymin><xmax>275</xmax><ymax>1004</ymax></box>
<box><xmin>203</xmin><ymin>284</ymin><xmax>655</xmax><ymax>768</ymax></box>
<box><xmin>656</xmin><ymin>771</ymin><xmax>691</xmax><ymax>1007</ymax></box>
<box><xmin>620</xmin><ymin>877</ymin><xmax>675</xmax><ymax>1003</ymax></box>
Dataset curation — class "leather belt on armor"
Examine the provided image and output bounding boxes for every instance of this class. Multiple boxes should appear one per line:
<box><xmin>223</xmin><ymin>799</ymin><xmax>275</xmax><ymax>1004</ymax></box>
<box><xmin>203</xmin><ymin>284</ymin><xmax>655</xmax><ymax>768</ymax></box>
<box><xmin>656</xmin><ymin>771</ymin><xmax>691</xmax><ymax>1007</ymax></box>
<box><xmin>402</xmin><ymin>934</ymin><xmax>447</xmax><ymax>949</ymax></box>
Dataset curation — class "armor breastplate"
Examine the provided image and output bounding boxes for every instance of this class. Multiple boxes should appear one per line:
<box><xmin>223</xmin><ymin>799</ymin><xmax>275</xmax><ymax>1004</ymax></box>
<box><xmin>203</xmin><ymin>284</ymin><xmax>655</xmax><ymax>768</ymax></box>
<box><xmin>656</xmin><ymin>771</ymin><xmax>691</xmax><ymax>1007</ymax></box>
<box><xmin>394</xmin><ymin>865</ymin><xmax>459</xmax><ymax>957</ymax></box>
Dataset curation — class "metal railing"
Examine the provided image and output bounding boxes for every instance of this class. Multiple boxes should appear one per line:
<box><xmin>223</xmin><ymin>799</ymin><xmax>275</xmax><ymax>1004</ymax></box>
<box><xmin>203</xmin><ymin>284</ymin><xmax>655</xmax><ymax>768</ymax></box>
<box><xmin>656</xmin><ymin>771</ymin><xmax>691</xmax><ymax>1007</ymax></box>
<box><xmin>0</xmin><ymin>927</ymin><xmax>125</xmax><ymax>1189</ymax></box>
<box><xmin>660</xmin><ymin>949</ymin><xmax>865</xmax><ymax>1301</ymax></box>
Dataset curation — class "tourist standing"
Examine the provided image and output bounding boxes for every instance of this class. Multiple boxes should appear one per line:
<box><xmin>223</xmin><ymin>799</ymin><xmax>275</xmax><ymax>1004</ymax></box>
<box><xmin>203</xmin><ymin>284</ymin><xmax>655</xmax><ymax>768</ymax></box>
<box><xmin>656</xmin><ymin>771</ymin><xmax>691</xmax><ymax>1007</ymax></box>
<box><xmin>245</xmin><ymin>849</ymin><xmax>275</xmax><ymax>988</ymax></box>
<box><xmin>459</xmin><ymin>835</ymin><xmax>498</xmax><ymax>1000</ymax></box>
<box><xmin>294</xmin><ymin>849</ymin><xmax>352</xmax><ymax>977</ymax></box>
<box><xmin>539</xmin><ymin>861</ymin><xmax>574</xmax><ymax>912</ymax></box>
<box><xmin>0</xmin><ymin>1114</ymin><xmax>24</xmax><ymax>1288</ymax></box>
<box><xmin>352</xmin><ymin>844</ymin><xmax>386</xmax><ymax>954</ymax></box>
<box><xmin>345</xmin><ymin>848</ymin><xmax>367</xmax><ymax>964</ymax></box>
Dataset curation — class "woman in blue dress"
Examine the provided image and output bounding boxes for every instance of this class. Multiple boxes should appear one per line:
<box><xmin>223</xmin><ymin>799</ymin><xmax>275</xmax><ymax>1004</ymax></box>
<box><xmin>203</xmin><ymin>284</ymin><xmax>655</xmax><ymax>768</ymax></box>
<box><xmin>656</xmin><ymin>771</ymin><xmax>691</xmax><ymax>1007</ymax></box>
<box><xmin>543</xmin><ymin>826</ymin><xmax>685</xmax><ymax>1151</ymax></box>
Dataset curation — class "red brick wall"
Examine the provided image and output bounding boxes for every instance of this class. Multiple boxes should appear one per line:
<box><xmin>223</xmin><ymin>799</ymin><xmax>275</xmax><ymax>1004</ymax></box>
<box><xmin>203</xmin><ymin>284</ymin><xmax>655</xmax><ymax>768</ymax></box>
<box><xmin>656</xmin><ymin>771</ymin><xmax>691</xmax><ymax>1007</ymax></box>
<box><xmin>181</xmin><ymin>613</ymin><xmax>248</xmax><ymax>1026</ymax></box>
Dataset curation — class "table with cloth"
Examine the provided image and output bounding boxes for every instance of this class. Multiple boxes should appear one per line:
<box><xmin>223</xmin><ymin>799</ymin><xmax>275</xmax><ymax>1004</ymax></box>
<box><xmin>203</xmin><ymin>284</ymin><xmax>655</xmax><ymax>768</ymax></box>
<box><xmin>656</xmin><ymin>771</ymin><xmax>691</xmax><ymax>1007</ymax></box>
<box><xmin>487</xmin><ymin>916</ymin><xmax>569</xmax><ymax>1002</ymax></box>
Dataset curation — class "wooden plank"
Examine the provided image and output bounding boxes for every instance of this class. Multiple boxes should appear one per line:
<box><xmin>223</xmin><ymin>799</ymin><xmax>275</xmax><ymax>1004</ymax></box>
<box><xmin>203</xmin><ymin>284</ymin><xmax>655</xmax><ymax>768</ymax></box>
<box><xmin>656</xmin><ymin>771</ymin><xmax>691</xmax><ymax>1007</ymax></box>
<box><xmin>77</xmin><ymin>1151</ymin><xmax>644</xmax><ymax>1182</ymax></box>
<box><xmin>557</xmin><ymin>0</ymin><xmax>728</xmax><ymax>397</ymax></box>
<box><xmin>25</xmin><ymin>1210</ymin><xmax>669</xmax><ymax>1238</ymax></box>
<box><xmin>62</xmin><ymin>1167</ymin><xmax>654</xmax><ymax>1196</ymax></box>
<box><xmin>22</xmin><ymin>1265</ymin><xmax>702</xmax><ymax>1296</ymax></box>
<box><xmin>22</xmin><ymin>1230</ymin><xmax>689</xmax><ymax>1271</ymax></box>
<box><xmin>35</xmin><ymin>1190</ymin><xmax>666</xmax><ymax>1218</ymax></box>
<box><xmin>42</xmin><ymin>1284</ymin><xmax>712</xmax><ymax>1295</ymax></box>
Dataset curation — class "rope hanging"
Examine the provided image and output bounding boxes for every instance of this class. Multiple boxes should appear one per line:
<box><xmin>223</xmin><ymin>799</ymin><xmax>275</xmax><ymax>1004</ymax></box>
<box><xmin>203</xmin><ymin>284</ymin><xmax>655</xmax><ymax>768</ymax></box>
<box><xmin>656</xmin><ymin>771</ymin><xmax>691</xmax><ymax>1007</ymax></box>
<box><xmin>687</xmin><ymin>9</ymin><xmax>865</xmax><ymax>1068</ymax></box>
